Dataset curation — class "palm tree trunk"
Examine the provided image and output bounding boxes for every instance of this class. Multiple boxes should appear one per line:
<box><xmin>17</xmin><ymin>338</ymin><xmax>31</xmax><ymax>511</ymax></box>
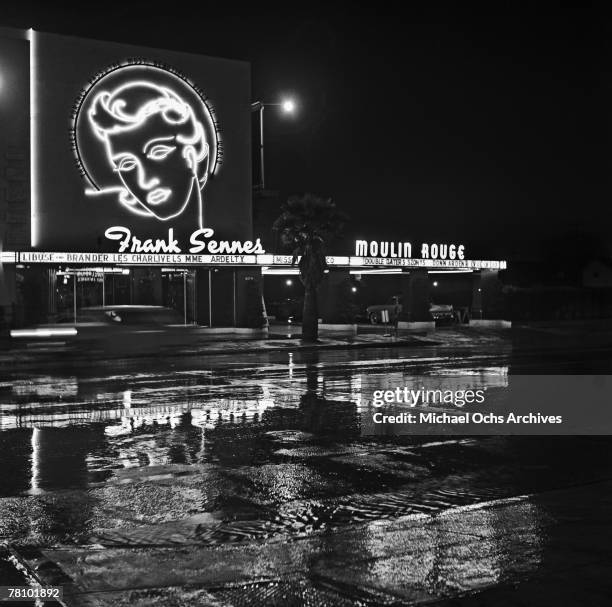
<box><xmin>302</xmin><ymin>286</ymin><xmax>319</xmax><ymax>341</ymax></box>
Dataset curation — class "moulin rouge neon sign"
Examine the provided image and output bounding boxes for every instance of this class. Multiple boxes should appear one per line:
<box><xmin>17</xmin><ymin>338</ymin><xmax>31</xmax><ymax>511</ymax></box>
<box><xmin>355</xmin><ymin>240</ymin><xmax>465</xmax><ymax>260</ymax></box>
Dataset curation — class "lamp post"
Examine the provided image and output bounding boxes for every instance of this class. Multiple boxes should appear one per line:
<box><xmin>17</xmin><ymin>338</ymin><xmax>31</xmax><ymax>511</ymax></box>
<box><xmin>251</xmin><ymin>98</ymin><xmax>296</xmax><ymax>190</ymax></box>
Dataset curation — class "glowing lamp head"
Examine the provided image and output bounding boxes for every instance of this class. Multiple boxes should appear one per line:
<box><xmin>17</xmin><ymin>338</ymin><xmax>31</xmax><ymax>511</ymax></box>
<box><xmin>281</xmin><ymin>99</ymin><xmax>296</xmax><ymax>114</ymax></box>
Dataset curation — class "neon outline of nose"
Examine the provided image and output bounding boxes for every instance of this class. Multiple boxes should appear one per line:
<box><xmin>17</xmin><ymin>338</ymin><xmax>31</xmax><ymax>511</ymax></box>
<box><xmin>135</xmin><ymin>159</ymin><xmax>160</xmax><ymax>190</ymax></box>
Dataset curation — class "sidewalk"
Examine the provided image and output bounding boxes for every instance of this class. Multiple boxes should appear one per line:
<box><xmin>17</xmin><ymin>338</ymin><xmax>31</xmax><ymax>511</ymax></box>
<box><xmin>8</xmin><ymin>478</ymin><xmax>611</xmax><ymax>606</ymax></box>
<box><xmin>0</xmin><ymin>322</ymin><xmax>529</xmax><ymax>370</ymax></box>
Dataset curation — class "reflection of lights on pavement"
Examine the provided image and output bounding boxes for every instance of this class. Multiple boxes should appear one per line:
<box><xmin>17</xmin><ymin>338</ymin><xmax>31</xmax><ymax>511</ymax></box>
<box><xmin>104</xmin><ymin>422</ymin><xmax>132</xmax><ymax>437</ymax></box>
<box><xmin>123</xmin><ymin>390</ymin><xmax>132</xmax><ymax>408</ymax></box>
<box><xmin>191</xmin><ymin>409</ymin><xmax>214</xmax><ymax>429</ymax></box>
<box><xmin>30</xmin><ymin>428</ymin><xmax>41</xmax><ymax>494</ymax></box>
<box><xmin>191</xmin><ymin>399</ymin><xmax>273</xmax><ymax>429</ymax></box>
<box><xmin>349</xmin><ymin>374</ymin><xmax>363</xmax><ymax>406</ymax></box>
<box><xmin>429</xmin><ymin>366</ymin><xmax>509</xmax><ymax>388</ymax></box>
<box><xmin>12</xmin><ymin>375</ymin><xmax>79</xmax><ymax>398</ymax></box>
<box><xmin>104</xmin><ymin>410</ymin><xmax>183</xmax><ymax>436</ymax></box>
<box><xmin>288</xmin><ymin>352</ymin><xmax>294</xmax><ymax>379</ymax></box>
<box><xmin>361</xmin><ymin>496</ymin><xmax>543</xmax><ymax>592</ymax></box>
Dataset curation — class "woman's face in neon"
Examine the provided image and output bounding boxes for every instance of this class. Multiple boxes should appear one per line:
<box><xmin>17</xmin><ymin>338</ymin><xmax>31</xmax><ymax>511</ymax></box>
<box><xmin>107</xmin><ymin>112</ymin><xmax>198</xmax><ymax>220</ymax></box>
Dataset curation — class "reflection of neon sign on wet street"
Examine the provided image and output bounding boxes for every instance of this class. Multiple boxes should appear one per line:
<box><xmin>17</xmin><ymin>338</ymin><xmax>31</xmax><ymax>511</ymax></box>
<box><xmin>73</xmin><ymin>63</ymin><xmax>220</xmax><ymax>229</ymax></box>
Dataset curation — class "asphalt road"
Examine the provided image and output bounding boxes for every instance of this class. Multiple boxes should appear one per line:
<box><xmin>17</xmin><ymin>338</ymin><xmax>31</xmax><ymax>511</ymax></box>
<box><xmin>1</xmin><ymin>329</ymin><xmax>611</xmax><ymax>605</ymax></box>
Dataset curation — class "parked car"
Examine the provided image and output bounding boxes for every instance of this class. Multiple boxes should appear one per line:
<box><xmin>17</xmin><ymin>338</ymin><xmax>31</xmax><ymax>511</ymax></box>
<box><xmin>366</xmin><ymin>296</ymin><xmax>454</xmax><ymax>324</ymax></box>
<box><xmin>429</xmin><ymin>303</ymin><xmax>455</xmax><ymax>323</ymax></box>
<box><xmin>65</xmin><ymin>305</ymin><xmax>184</xmax><ymax>326</ymax></box>
<box><xmin>366</xmin><ymin>296</ymin><xmax>402</xmax><ymax>324</ymax></box>
<box><xmin>266</xmin><ymin>298</ymin><xmax>303</xmax><ymax>321</ymax></box>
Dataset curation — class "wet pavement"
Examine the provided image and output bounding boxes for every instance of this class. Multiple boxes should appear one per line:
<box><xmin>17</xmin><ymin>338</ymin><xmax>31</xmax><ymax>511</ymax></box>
<box><xmin>0</xmin><ymin>322</ymin><xmax>433</xmax><ymax>370</ymax></box>
<box><xmin>1</xmin><ymin>327</ymin><xmax>611</xmax><ymax>605</ymax></box>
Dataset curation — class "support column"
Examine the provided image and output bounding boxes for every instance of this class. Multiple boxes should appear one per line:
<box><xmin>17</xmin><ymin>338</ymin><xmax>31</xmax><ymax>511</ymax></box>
<box><xmin>195</xmin><ymin>268</ymin><xmax>211</xmax><ymax>326</ymax></box>
<box><xmin>209</xmin><ymin>269</ymin><xmax>234</xmax><ymax>327</ymax></box>
<box><xmin>397</xmin><ymin>269</ymin><xmax>434</xmax><ymax>331</ymax></box>
<box><xmin>481</xmin><ymin>269</ymin><xmax>506</xmax><ymax>319</ymax></box>
<box><xmin>20</xmin><ymin>266</ymin><xmax>48</xmax><ymax>326</ymax></box>
<box><xmin>399</xmin><ymin>269</ymin><xmax>431</xmax><ymax>322</ymax></box>
<box><xmin>471</xmin><ymin>271</ymin><xmax>483</xmax><ymax>320</ymax></box>
<box><xmin>0</xmin><ymin>263</ymin><xmax>17</xmax><ymax>333</ymax></box>
<box><xmin>470</xmin><ymin>270</ymin><xmax>510</xmax><ymax>328</ymax></box>
<box><xmin>318</xmin><ymin>270</ymin><xmax>353</xmax><ymax>324</ymax></box>
<box><xmin>235</xmin><ymin>267</ymin><xmax>266</xmax><ymax>329</ymax></box>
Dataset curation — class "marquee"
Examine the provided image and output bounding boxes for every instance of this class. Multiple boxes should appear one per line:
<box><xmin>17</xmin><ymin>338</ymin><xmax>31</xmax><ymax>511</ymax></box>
<box><xmin>3</xmin><ymin>251</ymin><xmax>506</xmax><ymax>270</ymax></box>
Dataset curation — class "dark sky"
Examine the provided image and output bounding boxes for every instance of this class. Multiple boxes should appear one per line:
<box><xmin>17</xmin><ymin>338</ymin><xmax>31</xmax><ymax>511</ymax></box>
<box><xmin>2</xmin><ymin>2</ymin><xmax>611</xmax><ymax>260</ymax></box>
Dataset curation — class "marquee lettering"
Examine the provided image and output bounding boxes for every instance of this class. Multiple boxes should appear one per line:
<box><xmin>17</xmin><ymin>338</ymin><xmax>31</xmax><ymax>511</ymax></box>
<box><xmin>355</xmin><ymin>239</ymin><xmax>465</xmax><ymax>260</ymax></box>
<box><xmin>421</xmin><ymin>243</ymin><xmax>465</xmax><ymax>260</ymax></box>
<box><xmin>104</xmin><ymin>226</ymin><xmax>265</xmax><ymax>255</ymax></box>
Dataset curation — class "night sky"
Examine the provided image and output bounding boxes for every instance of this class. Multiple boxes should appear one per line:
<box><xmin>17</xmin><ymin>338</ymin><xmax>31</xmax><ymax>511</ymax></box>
<box><xmin>2</xmin><ymin>3</ymin><xmax>611</xmax><ymax>260</ymax></box>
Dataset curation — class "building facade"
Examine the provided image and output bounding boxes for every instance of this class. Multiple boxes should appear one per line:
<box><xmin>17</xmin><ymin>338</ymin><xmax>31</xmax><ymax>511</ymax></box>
<box><xmin>0</xmin><ymin>27</ymin><xmax>267</xmax><ymax>328</ymax></box>
<box><xmin>1</xmin><ymin>27</ymin><xmax>507</xmax><ymax>331</ymax></box>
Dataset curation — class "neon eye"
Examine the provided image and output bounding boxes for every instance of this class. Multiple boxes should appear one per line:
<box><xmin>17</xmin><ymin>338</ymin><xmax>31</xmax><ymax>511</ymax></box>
<box><xmin>116</xmin><ymin>158</ymin><xmax>137</xmax><ymax>171</ymax></box>
<box><xmin>147</xmin><ymin>145</ymin><xmax>176</xmax><ymax>160</ymax></box>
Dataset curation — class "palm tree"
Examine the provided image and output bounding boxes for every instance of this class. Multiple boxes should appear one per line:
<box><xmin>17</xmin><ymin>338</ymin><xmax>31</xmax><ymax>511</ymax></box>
<box><xmin>273</xmin><ymin>194</ymin><xmax>346</xmax><ymax>342</ymax></box>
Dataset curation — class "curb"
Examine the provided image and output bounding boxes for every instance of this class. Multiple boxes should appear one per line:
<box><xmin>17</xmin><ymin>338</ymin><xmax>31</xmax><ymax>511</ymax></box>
<box><xmin>0</xmin><ymin>336</ymin><xmax>439</xmax><ymax>370</ymax></box>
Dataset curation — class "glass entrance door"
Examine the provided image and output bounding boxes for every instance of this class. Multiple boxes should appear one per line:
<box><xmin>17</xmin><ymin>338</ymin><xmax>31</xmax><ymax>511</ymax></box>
<box><xmin>162</xmin><ymin>269</ymin><xmax>196</xmax><ymax>324</ymax></box>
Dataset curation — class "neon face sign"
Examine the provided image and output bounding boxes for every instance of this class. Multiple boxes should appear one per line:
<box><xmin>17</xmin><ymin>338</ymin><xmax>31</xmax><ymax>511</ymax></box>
<box><xmin>72</xmin><ymin>61</ymin><xmax>220</xmax><ymax>229</ymax></box>
<box><xmin>89</xmin><ymin>81</ymin><xmax>209</xmax><ymax>222</ymax></box>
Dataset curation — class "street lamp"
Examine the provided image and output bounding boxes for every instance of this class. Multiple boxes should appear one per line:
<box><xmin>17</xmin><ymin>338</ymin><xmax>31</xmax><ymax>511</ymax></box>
<box><xmin>251</xmin><ymin>98</ymin><xmax>297</xmax><ymax>190</ymax></box>
<box><xmin>281</xmin><ymin>99</ymin><xmax>296</xmax><ymax>113</ymax></box>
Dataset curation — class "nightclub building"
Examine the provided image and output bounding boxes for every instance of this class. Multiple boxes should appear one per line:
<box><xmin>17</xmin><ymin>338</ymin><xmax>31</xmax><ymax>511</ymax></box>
<box><xmin>0</xmin><ymin>27</ymin><xmax>507</xmax><ymax>331</ymax></box>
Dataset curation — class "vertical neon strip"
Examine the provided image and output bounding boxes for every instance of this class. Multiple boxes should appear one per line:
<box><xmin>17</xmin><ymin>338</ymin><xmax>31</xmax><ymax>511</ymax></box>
<box><xmin>28</xmin><ymin>29</ymin><xmax>37</xmax><ymax>248</ymax></box>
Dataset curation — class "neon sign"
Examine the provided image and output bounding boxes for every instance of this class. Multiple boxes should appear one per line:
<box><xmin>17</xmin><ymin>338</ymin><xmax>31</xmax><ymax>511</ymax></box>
<box><xmin>104</xmin><ymin>226</ymin><xmax>265</xmax><ymax>255</ymax></box>
<box><xmin>355</xmin><ymin>240</ymin><xmax>465</xmax><ymax>260</ymax></box>
<box><xmin>71</xmin><ymin>60</ymin><xmax>221</xmax><ymax>229</ymax></box>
